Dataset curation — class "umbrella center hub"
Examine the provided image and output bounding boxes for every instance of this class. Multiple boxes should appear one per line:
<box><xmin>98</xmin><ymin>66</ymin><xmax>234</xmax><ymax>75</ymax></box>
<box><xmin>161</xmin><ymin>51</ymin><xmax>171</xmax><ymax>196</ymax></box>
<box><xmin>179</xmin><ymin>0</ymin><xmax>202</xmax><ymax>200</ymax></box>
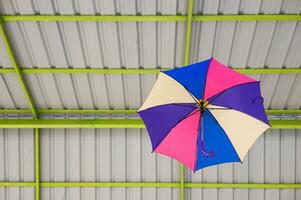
<box><xmin>197</xmin><ymin>99</ymin><xmax>208</xmax><ymax>112</ymax></box>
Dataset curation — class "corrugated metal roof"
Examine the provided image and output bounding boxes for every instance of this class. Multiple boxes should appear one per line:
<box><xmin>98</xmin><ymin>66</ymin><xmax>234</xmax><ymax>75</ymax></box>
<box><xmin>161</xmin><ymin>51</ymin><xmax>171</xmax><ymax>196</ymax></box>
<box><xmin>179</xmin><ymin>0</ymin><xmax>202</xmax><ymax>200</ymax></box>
<box><xmin>0</xmin><ymin>74</ymin><xmax>28</xmax><ymax>108</ymax></box>
<box><xmin>0</xmin><ymin>129</ymin><xmax>301</xmax><ymax>199</ymax></box>
<box><xmin>0</xmin><ymin>1</ymin><xmax>300</xmax><ymax>110</ymax></box>
<box><xmin>0</xmin><ymin>0</ymin><xmax>301</xmax><ymax>200</ymax></box>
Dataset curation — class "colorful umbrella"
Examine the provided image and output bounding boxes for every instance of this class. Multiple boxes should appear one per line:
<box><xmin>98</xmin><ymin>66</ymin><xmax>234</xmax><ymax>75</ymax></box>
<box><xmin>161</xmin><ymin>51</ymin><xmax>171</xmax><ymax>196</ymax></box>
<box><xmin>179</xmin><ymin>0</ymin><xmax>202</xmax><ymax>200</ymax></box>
<box><xmin>138</xmin><ymin>58</ymin><xmax>270</xmax><ymax>171</ymax></box>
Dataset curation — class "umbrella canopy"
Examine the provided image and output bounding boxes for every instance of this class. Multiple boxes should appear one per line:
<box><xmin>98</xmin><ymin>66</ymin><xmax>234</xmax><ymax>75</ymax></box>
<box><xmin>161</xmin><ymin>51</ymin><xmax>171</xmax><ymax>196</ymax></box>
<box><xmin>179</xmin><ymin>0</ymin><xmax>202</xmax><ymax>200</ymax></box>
<box><xmin>138</xmin><ymin>58</ymin><xmax>270</xmax><ymax>171</ymax></box>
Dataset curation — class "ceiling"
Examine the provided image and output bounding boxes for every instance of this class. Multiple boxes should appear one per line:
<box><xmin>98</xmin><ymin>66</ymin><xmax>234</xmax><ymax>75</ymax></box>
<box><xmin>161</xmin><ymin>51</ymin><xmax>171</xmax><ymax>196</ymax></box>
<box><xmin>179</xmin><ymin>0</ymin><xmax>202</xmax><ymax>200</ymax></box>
<box><xmin>0</xmin><ymin>0</ymin><xmax>301</xmax><ymax>200</ymax></box>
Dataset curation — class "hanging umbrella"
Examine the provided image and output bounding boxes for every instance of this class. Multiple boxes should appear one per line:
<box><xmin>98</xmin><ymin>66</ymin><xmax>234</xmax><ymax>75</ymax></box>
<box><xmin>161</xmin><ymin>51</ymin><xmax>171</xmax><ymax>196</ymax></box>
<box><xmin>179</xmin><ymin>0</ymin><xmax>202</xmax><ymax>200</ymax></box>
<box><xmin>138</xmin><ymin>58</ymin><xmax>270</xmax><ymax>171</ymax></box>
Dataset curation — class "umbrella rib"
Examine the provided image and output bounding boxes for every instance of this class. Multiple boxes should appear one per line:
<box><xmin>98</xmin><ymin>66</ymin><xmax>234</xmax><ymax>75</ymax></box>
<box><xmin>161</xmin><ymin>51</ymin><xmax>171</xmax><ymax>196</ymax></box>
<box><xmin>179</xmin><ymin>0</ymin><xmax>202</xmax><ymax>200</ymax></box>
<box><xmin>181</xmin><ymin>109</ymin><xmax>200</xmax><ymax>121</ymax></box>
<box><xmin>172</xmin><ymin>103</ymin><xmax>196</xmax><ymax>108</ymax></box>
<box><xmin>207</xmin><ymin>107</ymin><xmax>232</xmax><ymax>110</ymax></box>
<box><xmin>208</xmin><ymin>105</ymin><xmax>270</xmax><ymax>126</ymax></box>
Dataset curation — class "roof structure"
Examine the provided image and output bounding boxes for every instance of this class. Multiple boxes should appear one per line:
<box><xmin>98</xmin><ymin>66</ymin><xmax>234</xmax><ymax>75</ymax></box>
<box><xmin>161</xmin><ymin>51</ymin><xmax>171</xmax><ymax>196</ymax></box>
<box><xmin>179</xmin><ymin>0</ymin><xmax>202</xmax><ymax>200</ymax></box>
<box><xmin>0</xmin><ymin>0</ymin><xmax>301</xmax><ymax>200</ymax></box>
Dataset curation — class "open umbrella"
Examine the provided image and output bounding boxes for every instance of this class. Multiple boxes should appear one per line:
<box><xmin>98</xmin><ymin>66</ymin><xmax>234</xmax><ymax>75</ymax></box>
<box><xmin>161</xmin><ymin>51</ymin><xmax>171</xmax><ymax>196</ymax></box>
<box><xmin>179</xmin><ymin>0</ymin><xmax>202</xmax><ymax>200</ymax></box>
<box><xmin>138</xmin><ymin>58</ymin><xmax>270</xmax><ymax>171</ymax></box>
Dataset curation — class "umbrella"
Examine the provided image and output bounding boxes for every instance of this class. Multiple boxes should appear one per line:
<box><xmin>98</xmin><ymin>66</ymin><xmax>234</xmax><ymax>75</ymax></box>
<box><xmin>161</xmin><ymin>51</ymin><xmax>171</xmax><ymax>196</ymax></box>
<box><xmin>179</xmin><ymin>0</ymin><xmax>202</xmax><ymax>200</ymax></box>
<box><xmin>138</xmin><ymin>58</ymin><xmax>270</xmax><ymax>171</ymax></box>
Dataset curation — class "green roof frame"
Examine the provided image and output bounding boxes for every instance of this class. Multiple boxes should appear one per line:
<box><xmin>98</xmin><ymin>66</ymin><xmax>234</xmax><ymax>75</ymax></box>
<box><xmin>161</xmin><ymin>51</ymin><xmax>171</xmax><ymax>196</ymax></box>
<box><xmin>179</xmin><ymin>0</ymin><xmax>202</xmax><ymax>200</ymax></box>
<box><xmin>0</xmin><ymin>119</ymin><xmax>300</xmax><ymax>129</ymax></box>
<box><xmin>1</xmin><ymin>67</ymin><xmax>301</xmax><ymax>74</ymax></box>
<box><xmin>0</xmin><ymin>181</ymin><xmax>300</xmax><ymax>189</ymax></box>
<box><xmin>0</xmin><ymin>20</ymin><xmax>38</xmax><ymax>118</ymax></box>
<box><xmin>1</xmin><ymin>14</ymin><xmax>301</xmax><ymax>22</ymax></box>
<box><xmin>181</xmin><ymin>0</ymin><xmax>194</xmax><ymax>197</ymax></box>
<box><xmin>0</xmin><ymin>18</ymin><xmax>42</xmax><ymax>200</ymax></box>
<box><xmin>0</xmin><ymin>108</ymin><xmax>300</xmax><ymax>115</ymax></box>
<box><xmin>0</xmin><ymin>1</ymin><xmax>301</xmax><ymax>199</ymax></box>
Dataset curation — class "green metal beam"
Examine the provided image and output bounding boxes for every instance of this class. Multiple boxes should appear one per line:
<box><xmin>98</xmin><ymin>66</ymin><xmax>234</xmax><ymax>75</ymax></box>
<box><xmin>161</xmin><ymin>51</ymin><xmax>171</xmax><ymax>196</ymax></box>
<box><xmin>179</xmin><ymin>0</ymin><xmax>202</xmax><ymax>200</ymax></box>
<box><xmin>265</xmin><ymin>109</ymin><xmax>301</xmax><ymax>115</ymax></box>
<box><xmin>1</xmin><ymin>14</ymin><xmax>300</xmax><ymax>22</ymax></box>
<box><xmin>1</xmin><ymin>68</ymin><xmax>301</xmax><ymax>74</ymax></box>
<box><xmin>0</xmin><ymin>109</ymin><xmax>33</xmax><ymax>114</ymax></box>
<box><xmin>0</xmin><ymin>108</ymin><xmax>299</xmax><ymax>115</ymax></box>
<box><xmin>181</xmin><ymin>0</ymin><xmax>194</xmax><ymax>198</ymax></box>
<box><xmin>235</xmin><ymin>68</ymin><xmax>301</xmax><ymax>74</ymax></box>
<box><xmin>1</xmin><ymin>19</ymin><xmax>41</xmax><ymax>200</ymax></box>
<box><xmin>2</xmin><ymin>15</ymin><xmax>186</xmax><ymax>22</ymax></box>
<box><xmin>184</xmin><ymin>183</ymin><xmax>301</xmax><ymax>189</ymax></box>
<box><xmin>269</xmin><ymin>119</ymin><xmax>301</xmax><ymax>129</ymax></box>
<box><xmin>0</xmin><ymin>68</ymin><xmax>15</xmax><ymax>73</ymax></box>
<box><xmin>35</xmin><ymin>129</ymin><xmax>40</xmax><ymax>200</ymax></box>
<box><xmin>36</xmin><ymin>109</ymin><xmax>138</xmax><ymax>114</ymax></box>
<box><xmin>183</xmin><ymin>0</ymin><xmax>194</xmax><ymax>66</ymax></box>
<box><xmin>42</xmin><ymin>182</ymin><xmax>180</xmax><ymax>188</ymax></box>
<box><xmin>0</xmin><ymin>108</ymin><xmax>137</xmax><ymax>114</ymax></box>
<box><xmin>0</xmin><ymin>119</ymin><xmax>144</xmax><ymax>128</ymax></box>
<box><xmin>0</xmin><ymin>181</ymin><xmax>300</xmax><ymax>189</ymax></box>
<box><xmin>0</xmin><ymin>119</ymin><xmax>300</xmax><ymax>129</ymax></box>
<box><xmin>0</xmin><ymin>182</ymin><xmax>35</xmax><ymax>187</ymax></box>
<box><xmin>0</xmin><ymin>19</ymin><xmax>38</xmax><ymax>118</ymax></box>
<box><xmin>180</xmin><ymin>165</ymin><xmax>185</xmax><ymax>199</ymax></box>
<box><xmin>192</xmin><ymin>14</ymin><xmax>301</xmax><ymax>22</ymax></box>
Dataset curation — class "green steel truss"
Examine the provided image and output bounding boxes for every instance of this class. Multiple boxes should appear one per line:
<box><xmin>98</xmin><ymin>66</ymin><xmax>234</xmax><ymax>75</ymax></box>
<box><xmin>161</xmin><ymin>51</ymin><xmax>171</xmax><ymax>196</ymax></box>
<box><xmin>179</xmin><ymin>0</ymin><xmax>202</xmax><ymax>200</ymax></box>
<box><xmin>1</xmin><ymin>67</ymin><xmax>301</xmax><ymax>74</ymax></box>
<box><xmin>1</xmin><ymin>2</ymin><xmax>301</xmax><ymax>200</ymax></box>
<box><xmin>0</xmin><ymin>181</ymin><xmax>300</xmax><ymax>188</ymax></box>
<box><xmin>1</xmin><ymin>108</ymin><xmax>301</xmax><ymax>115</ymax></box>
<box><xmin>0</xmin><ymin>19</ymin><xmax>38</xmax><ymax>118</ymax></box>
<box><xmin>2</xmin><ymin>14</ymin><xmax>301</xmax><ymax>22</ymax></box>
<box><xmin>181</xmin><ymin>0</ymin><xmax>194</xmax><ymax>197</ymax></box>
<box><xmin>0</xmin><ymin>119</ymin><xmax>299</xmax><ymax>129</ymax></box>
<box><xmin>0</xmin><ymin>17</ymin><xmax>41</xmax><ymax>200</ymax></box>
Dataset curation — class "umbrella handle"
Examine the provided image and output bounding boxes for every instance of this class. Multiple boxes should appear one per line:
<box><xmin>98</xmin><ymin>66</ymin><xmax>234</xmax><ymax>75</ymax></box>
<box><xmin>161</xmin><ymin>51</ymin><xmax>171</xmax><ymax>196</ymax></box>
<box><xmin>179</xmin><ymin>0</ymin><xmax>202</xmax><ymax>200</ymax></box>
<box><xmin>201</xmin><ymin>140</ymin><xmax>215</xmax><ymax>157</ymax></box>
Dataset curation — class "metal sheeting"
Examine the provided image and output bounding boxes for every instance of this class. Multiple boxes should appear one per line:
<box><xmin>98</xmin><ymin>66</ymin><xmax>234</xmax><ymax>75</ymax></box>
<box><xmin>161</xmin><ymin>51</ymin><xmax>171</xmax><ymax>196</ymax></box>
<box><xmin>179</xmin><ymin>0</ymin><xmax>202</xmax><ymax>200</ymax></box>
<box><xmin>0</xmin><ymin>2</ymin><xmax>300</xmax><ymax>110</ymax></box>
<box><xmin>186</xmin><ymin>129</ymin><xmax>301</xmax><ymax>200</ymax></box>
<box><xmin>0</xmin><ymin>0</ymin><xmax>186</xmax><ymax>110</ymax></box>
<box><xmin>186</xmin><ymin>189</ymin><xmax>301</xmax><ymax>200</ymax></box>
<box><xmin>0</xmin><ymin>129</ymin><xmax>34</xmax><ymax>182</ymax></box>
<box><xmin>39</xmin><ymin>129</ymin><xmax>301</xmax><ymax>184</ymax></box>
<box><xmin>41</xmin><ymin>188</ymin><xmax>180</xmax><ymax>200</ymax></box>
<box><xmin>193</xmin><ymin>0</ymin><xmax>301</xmax><ymax>14</ymax></box>
<box><xmin>1</xmin><ymin>73</ymin><xmax>301</xmax><ymax>110</ymax></box>
<box><xmin>40</xmin><ymin>129</ymin><xmax>179</xmax><ymax>182</ymax></box>
<box><xmin>0</xmin><ymin>129</ymin><xmax>34</xmax><ymax>200</ymax></box>
<box><xmin>0</xmin><ymin>0</ymin><xmax>187</xmax><ymax>15</ymax></box>
<box><xmin>0</xmin><ymin>74</ymin><xmax>28</xmax><ymax>109</ymax></box>
<box><xmin>1</xmin><ymin>21</ymin><xmax>185</xmax><ymax>70</ymax></box>
<box><xmin>0</xmin><ymin>187</ymin><xmax>34</xmax><ymax>200</ymax></box>
<box><xmin>23</xmin><ymin>73</ymin><xmax>301</xmax><ymax>110</ymax></box>
<box><xmin>189</xmin><ymin>0</ymin><xmax>301</xmax><ymax>111</ymax></box>
<box><xmin>0</xmin><ymin>19</ymin><xmax>300</xmax><ymax>109</ymax></box>
<box><xmin>40</xmin><ymin>128</ymin><xmax>180</xmax><ymax>200</ymax></box>
<box><xmin>0</xmin><ymin>128</ymin><xmax>301</xmax><ymax>200</ymax></box>
<box><xmin>0</xmin><ymin>0</ymin><xmax>301</xmax><ymax>200</ymax></box>
<box><xmin>0</xmin><ymin>1</ymin><xmax>299</xmax><ymax>111</ymax></box>
<box><xmin>40</xmin><ymin>187</ymin><xmax>180</xmax><ymax>200</ymax></box>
